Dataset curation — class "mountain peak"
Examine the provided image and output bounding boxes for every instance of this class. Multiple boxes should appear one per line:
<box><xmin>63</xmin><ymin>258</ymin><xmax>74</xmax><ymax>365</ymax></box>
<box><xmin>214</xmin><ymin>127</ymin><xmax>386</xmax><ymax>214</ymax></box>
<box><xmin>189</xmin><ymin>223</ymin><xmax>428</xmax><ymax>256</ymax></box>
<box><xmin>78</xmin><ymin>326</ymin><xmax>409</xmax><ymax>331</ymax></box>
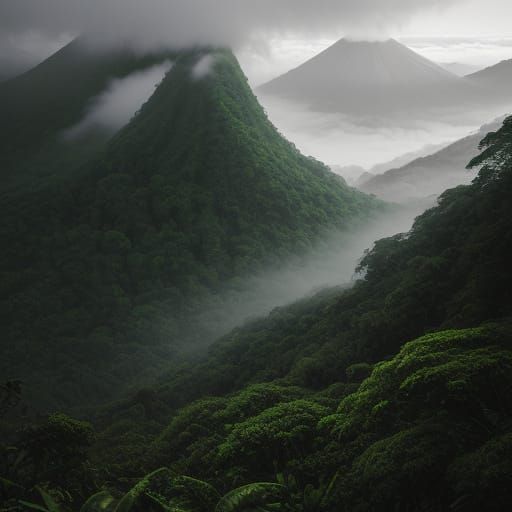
<box><xmin>259</xmin><ymin>37</ymin><xmax>465</xmax><ymax>116</ymax></box>
<box><xmin>0</xmin><ymin>46</ymin><xmax>382</xmax><ymax>407</ymax></box>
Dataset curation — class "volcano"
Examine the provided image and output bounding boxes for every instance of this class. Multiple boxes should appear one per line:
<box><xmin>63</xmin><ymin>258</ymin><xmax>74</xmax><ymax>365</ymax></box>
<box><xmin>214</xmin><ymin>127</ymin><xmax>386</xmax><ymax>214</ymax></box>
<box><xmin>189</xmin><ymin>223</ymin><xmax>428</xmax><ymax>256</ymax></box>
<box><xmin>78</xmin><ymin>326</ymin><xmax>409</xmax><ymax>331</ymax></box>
<box><xmin>259</xmin><ymin>38</ymin><xmax>477</xmax><ymax>116</ymax></box>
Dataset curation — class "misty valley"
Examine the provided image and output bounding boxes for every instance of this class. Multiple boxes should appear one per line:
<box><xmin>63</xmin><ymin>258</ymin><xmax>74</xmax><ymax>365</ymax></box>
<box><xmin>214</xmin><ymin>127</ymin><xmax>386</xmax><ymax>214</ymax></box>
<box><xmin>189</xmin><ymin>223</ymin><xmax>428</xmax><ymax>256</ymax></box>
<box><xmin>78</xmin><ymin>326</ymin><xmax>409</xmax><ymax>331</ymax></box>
<box><xmin>1</xmin><ymin>5</ymin><xmax>512</xmax><ymax>512</ymax></box>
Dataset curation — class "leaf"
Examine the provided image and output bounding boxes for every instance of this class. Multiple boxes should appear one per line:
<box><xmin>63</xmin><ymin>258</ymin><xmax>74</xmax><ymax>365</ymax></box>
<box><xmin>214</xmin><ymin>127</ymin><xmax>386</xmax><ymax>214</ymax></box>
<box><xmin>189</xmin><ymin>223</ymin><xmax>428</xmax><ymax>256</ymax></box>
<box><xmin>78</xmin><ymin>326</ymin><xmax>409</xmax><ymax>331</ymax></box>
<box><xmin>164</xmin><ymin>475</ymin><xmax>220</xmax><ymax>512</ymax></box>
<box><xmin>215</xmin><ymin>483</ymin><xmax>288</xmax><ymax>512</ymax></box>
<box><xmin>35</xmin><ymin>486</ymin><xmax>61</xmax><ymax>512</ymax></box>
<box><xmin>0</xmin><ymin>475</ymin><xmax>24</xmax><ymax>490</ymax></box>
<box><xmin>114</xmin><ymin>468</ymin><xmax>171</xmax><ymax>512</ymax></box>
<box><xmin>18</xmin><ymin>500</ymin><xmax>49</xmax><ymax>512</ymax></box>
<box><xmin>145</xmin><ymin>493</ymin><xmax>175</xmax><ymax>511</ymax></box>
<box><xmin>81</xmin><ymin>491</ymin><xmax>116</xmax><ymax>512</ymax></box>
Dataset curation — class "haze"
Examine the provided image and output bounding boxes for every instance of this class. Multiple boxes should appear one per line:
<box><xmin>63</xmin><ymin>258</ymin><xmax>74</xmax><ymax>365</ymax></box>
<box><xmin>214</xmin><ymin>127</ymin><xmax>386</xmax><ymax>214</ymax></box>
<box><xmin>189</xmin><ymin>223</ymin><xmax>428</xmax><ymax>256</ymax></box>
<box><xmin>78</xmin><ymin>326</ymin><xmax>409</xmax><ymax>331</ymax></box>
<box><xmin>1</xmin><ymin>0</ymin><xmax>511</xmax><ymax>346</ymax></box>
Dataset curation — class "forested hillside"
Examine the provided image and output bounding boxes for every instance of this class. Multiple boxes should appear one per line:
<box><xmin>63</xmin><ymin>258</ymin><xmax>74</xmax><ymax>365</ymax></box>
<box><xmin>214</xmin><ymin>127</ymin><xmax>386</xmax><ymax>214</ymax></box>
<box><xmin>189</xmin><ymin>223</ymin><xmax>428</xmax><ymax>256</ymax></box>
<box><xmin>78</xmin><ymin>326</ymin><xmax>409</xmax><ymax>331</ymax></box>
<box><xmin>0</xmin><ymin>37</ymin><xmax>174</xmax><ymax>186</ymax></box>
<box><xmin>108</xmin><ymin>116</ymin><xmax>512</xmax><ymax>510</ymax></box>
<box><xmin>3</xmin><ymin>115</ymin><xmax>511</xmax><ymax>512</ymax></box>
<box><xmin>0</xmin><ymin>48</ymin><xmax>381</xmax><ymax>410</ymax></box>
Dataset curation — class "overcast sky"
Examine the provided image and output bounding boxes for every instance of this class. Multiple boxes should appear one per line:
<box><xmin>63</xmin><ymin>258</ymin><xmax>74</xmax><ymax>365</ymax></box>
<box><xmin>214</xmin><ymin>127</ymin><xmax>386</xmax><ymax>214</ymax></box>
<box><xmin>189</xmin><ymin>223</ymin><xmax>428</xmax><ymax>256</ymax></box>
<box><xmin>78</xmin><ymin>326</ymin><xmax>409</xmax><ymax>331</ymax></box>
<box><xmin>0</xmin><ymin>0</ymin><xmax>510</xmax><ymax>61</ymax></box>
<box><xmin>1</xmin><ymin>0</ymin><xmax>510</xmax><ymax>174</ymax></box>
<box><xmin>1</xmin><ymin>0</ymin><xmax>511</xmax><ymax>83</ymax></box>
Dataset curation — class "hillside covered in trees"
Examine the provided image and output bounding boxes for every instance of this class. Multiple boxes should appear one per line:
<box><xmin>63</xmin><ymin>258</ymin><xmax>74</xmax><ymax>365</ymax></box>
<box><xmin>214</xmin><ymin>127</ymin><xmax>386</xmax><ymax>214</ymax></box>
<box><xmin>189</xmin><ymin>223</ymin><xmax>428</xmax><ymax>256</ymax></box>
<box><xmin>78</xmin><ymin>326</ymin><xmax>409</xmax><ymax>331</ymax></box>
<box><xmin>0</xmin><ymin>47</ymin><xmax>382</xmax><ymax>411</ymax></box>
<box><xmin>0</xmin><ymin>37</ymin><xmax>176</xmax><ymax>186</ymax></box>
<box><xmin>3</xmin><ymin>112</ymin><xmax>512</xmax><ymax>512</ymax></box>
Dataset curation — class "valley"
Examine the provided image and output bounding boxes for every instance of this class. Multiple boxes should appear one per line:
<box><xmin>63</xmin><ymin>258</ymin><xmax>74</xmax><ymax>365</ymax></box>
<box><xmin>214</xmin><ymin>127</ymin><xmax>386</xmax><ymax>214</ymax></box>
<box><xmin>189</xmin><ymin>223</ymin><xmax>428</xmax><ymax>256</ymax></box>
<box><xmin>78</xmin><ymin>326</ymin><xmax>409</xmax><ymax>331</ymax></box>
<box><xmin>1</xmin><ymin>6</ymin><xmax>512</xmax><ymax>512</ymax></box>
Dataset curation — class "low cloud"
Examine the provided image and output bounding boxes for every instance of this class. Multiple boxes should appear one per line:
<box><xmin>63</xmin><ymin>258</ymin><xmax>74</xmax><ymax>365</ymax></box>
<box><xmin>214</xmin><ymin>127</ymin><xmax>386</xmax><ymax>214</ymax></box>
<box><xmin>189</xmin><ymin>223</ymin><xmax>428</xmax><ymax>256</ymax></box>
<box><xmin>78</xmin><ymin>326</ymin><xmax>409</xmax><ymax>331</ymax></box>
<box><xmin>191</xmin><ymin>54</ymin><xmax>217</xmax><ymax>80</ymax></box>
<box><xmin>257</xmin><ymin>93</ymin><xmax>512</xmax><ymax>169</ymax></box>
<box><xmin>0</xmin><ymin>0</ymin><xmax>462</xmax><ymax>54</ymax></box>
<box><xmin>63</xmin><ymin>60</ymin><xmax>173</xmax><ymax>139</ymax></box>
<box><xmin>0</xmin><ymin>30</ymin><xmax>72</xmax><ymax>80</ymax></box>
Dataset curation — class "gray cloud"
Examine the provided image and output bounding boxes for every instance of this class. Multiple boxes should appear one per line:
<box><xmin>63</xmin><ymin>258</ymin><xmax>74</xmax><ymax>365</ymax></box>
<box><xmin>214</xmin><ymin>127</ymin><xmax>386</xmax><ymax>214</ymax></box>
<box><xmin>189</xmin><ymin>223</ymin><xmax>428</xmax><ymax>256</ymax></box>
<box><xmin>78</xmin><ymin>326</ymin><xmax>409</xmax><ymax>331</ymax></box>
<box><xmin>0</xmin><ymin>0</ymin><xmax>463</xmax><ymax>53</ymax></box>
<box><xmin>191</xmin><ymin>54</ymin><xmax>217</xmax><ymax>80</ymax></box>
<box><xmin>62</xmin><ymin>60</ymin><xmax>173</xmax><ymax>139</ymax></box>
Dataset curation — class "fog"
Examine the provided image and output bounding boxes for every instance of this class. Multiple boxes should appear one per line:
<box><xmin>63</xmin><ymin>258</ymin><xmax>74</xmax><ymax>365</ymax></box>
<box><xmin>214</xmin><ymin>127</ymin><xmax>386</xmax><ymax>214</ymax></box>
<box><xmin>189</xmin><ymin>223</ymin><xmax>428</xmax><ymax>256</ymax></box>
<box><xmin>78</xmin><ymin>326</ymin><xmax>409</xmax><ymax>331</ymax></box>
<box><xmin>191</xmin><ymin>54</ymin><xmax>217</xmax><ymax>80</ymax></box>
<box><xmin>0</xmin><ymin>0</ymin><xmax>460</xmax><ymax>54</ymax></box>
<box><xmin>0</xmin><ymin>30</ymin><xmax>72</xmax><ymax>81</ymax></box>
<box><xmin>174</xmin><ymin>202</ymin><xmax>429</xmax><ymax>351</ymax></box>
<box><xmin>257</xmin><ymin>93</ymin><xmax>511</xmax><ymax>170</ymax></box>
<box><xmin>1</xmin><ymin>1</ymin><xmax>510</xmax><ymax>364</ymax></box>
<box><xmin>251</xmin><ymin>34</ymin><xmax>511</xmax><ymax>171</ymax></box>
<box><xmin>404</xmin><ymin>36</ymin><xmax>512</xmax><ymax>70</ymax></box>
<box><xmin>63</xmin><ymin>60</ymin><xmax>173</xmax><ymax>139</ymax></box>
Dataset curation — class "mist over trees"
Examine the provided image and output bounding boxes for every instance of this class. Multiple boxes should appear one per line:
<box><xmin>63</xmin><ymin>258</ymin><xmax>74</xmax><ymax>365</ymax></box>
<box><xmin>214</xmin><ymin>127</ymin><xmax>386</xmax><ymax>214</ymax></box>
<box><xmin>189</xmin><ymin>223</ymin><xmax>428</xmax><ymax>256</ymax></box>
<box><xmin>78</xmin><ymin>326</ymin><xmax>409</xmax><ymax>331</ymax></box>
<box><xmin>2</xmin><ymin>3</ymin><xmax>512</xmax><ymax>511</ymax></box>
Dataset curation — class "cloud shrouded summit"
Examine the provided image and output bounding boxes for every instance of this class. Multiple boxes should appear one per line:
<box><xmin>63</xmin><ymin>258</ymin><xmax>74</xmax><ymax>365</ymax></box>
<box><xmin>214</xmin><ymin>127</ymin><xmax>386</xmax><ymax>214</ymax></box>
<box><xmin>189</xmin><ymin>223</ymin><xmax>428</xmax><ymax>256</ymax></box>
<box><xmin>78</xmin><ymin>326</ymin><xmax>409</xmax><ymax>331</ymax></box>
<box><xmin>0</xmin><ymin>0</ymin><xmax>461</xmax><ymax>51</ymax></box>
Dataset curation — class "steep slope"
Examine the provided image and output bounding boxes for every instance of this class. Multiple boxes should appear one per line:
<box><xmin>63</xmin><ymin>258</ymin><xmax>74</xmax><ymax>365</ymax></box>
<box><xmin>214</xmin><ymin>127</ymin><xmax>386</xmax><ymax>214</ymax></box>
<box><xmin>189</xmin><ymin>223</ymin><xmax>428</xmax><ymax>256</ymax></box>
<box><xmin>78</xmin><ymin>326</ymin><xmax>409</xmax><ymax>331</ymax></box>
<box><xmin>75</xmin><ymin>118</ymin><xmax>512</xmax><ymax>511</ymax></box>
<box><xmin>0</xmin><ymin>37</ymin><xmax>174</xmax><ymax>185</ymax></box>
<box><xmin>439</xmin><ymin>61</ymin><xmax>483</xmax><ymax>76</ymax></box>
<box><xmin>0</xmin><ymin>48</ymin><xmax>381</xmax><ymax>410</ymax></box>
<box><xmin>359</xmin><ymin>118</ymin><xmax>504</xmax><ymax>202</ymax></box>
<box><xmin>466</xmin><ymin>58</ymin><xmax>512</xmax><ymax>98</ymax></box>
<box><xmin>259</xmin><ymin>38</ymin><xmax>475</xmax><ymax>115</ymax></box>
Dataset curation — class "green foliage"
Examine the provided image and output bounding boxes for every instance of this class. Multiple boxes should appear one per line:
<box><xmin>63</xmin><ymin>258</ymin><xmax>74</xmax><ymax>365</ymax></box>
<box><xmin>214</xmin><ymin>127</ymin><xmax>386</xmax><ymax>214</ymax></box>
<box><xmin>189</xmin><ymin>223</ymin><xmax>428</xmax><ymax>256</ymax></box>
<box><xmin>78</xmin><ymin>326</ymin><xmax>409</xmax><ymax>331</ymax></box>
<box><xmin>317</xmin><ymin>324</ymin><xmax>512</xmax><ymax>511</ymax></box>
<box><xmin>5</xmin><ymin>42</ymin><xmax>512</xmax><ymax>512</ymax></box>
<box><xmin>148</xmin><ymin>385</ymin><xmax>317</xmax><ymax>486</ymax></box>
<box><xmin>0</xmin><ymin>380</ymin><xmax>22</xmax><ymax>416</ymax></box>
<box><xmin>114</xmin><ymin>468</ymin><xmax>171</xmax><ymax>512</ymax></box>
<box><xmin>345</xmin><ymin>363</ymin><xmax>372</xmax><ymax>383</ymax></box>
<box><xmin>215</xmin><ymin>483</ymin><xmax>288</xmax><ymax>512</ymax></box>
<box><xmin>15</xmin><ymin>414</ymin><xmax>94</xmax><ymax>494</ymax></box>
<box><xmin>217</xmin><ymin>400</ymin><xmax>329</xmax><ymax>477</ymax></box>
<box><xmin>0</xmin><ymin>49</ymin><xmax>381</xmax><ymax>411</ymax></box>
<box><xmin>150</xmin><ymin>475</ymin><xmax>220</xmax><ymax>512</ymax></box>
<box><xmin>0</xmin><ymin>38</ymin><xmax>174</xmax><ymax>186</ymax></box>
<box><xmin>448</xmin><ymin>433</ymin><xmax>512</xmax><ymax>511</ymax></box>
<box><xmin>91</xmin><ymin>116</ymin><xmax>512</xmax><ymax>512</ymax></box>
<box><xmin>80</xmin><ymin>491</ymin><xmax>116</xmax><ymax>512</ymax></box>
<box><xmin>20</xmin><ymin>487</ymin><xmax>63</xmax><ymax>512</ymax></box>
<box><xmin>468</xmin><ymin>115</ymin><xmax>512</xmax><ymax>182</ymax></box>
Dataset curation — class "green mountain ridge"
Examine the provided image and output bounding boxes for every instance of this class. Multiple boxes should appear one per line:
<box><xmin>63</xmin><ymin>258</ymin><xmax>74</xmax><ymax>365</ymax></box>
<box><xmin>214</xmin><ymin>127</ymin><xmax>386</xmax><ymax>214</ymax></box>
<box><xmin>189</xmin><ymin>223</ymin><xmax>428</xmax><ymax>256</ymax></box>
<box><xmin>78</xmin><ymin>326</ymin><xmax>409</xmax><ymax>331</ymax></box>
<box><xmin>0</xmin><ymin>47</ymin><xmax>382</xmax><ymax>411</ymax></box>
<box><xmin>70</xmin><ymin>117</ymin><xmax>512</xmax><ymax>512</ymax></box>
<box><xmin>0</xmin><ymin>37</ymin><xmax>175</xmax><ymax>187</ymax></box>
<box><xmin>4</xmin><ymin>44</ymin><xmax>512</xmax><ymax>512</ymax></box>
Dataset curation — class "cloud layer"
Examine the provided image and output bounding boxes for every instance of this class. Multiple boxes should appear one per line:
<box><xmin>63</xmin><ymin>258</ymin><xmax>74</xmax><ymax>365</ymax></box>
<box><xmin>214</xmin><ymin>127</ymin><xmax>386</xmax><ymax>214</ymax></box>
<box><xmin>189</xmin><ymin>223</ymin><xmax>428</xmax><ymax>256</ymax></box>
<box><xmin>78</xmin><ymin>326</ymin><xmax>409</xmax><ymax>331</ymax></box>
<box><xmin>0</xmin><ymin>0</ymin><xmax>462</xmax><ymax>52</ymax></box>
<box><xmin>63</xmin><ymin>60</ymin><xmax>173</xmax><ymax>139</ymax></box>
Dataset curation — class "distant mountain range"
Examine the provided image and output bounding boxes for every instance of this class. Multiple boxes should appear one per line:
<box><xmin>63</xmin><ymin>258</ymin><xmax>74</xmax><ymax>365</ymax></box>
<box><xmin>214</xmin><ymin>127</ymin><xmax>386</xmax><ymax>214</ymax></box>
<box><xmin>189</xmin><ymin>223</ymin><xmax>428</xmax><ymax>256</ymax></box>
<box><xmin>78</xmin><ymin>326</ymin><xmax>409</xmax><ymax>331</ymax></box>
<box><xmin>259</xmin><ymin>38</ymin><xmax>512</xmax><ymax>118</ymax></box>
<box><xmin>259</xmin><ymin>38</ymin><xmax>484</xmax><ymax>116</ymax></box>
<box><xmin>358</xmin><ymin>118</ymin><xmax>505</xmax><ymax>202</ymax></box>
<box><xmin>439</xmin><ymin>61</ymin><xmax>483</xmax><ymax>76</ymax></box>
<box><xmin>466</xmin><ymin>58</ymin><xmax>512</xmax><ymax>97</ymax></box>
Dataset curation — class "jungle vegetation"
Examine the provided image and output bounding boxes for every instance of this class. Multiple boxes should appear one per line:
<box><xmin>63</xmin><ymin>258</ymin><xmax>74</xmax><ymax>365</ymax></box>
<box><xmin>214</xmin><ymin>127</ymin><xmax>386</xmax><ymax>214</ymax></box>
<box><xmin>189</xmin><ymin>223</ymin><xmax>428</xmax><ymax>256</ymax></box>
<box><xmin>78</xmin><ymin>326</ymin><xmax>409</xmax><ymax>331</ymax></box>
<box><xmin>0</xmin><ymin>48</ymin><xmax>382</xmax><ymax>411</ymax></box>
<box><xmin>2</xmin><ymin>112</ymin><xmax>512</xmax><ymax>511</ymax></box>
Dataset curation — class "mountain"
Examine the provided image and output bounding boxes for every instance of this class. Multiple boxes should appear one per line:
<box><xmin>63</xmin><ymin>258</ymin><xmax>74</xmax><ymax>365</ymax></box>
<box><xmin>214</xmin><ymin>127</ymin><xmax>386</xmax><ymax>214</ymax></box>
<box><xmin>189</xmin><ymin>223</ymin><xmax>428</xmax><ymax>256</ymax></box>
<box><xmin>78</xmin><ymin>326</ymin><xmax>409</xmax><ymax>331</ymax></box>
<box><xmin>466</xmin><ymin>58</ymin><xmax>512</xmax><ymax>99</ymax></box>
<box><xmin>0</xmin><ymin>47</ymin><xmax>382</xmax><ymax>410</ymax></box>
<box><xmin>368</xmin><ymin>142</ymin><xmax>449</xmax><ymax>175</ymax></box>
<box><xmin>358</xmin><ymin>118</ymin><xmax>504</xmax><ymax>202</ymax></box>
<box><xmin>258</xmin><ymin>38</ymin><xmax>475</xmax><ymax>116</ymax></box>
<box><xmin>329</xmin><ymin>164</ymin><xmax>366</xmax><ymax>184</ymax></box>
<box><xmin>439</xmin><ymin>61</ymin><xmax>483</xmax><ymax>76</ymax></box>
<box><xmin>71</xmin><ymin>117</ymin><xmax>512</xmax><ymax>512</ymax></box>
<box><xmin>0</xmin><ymin>37</ymin><xmax>174</xmax><ymax>185</ymax></box>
